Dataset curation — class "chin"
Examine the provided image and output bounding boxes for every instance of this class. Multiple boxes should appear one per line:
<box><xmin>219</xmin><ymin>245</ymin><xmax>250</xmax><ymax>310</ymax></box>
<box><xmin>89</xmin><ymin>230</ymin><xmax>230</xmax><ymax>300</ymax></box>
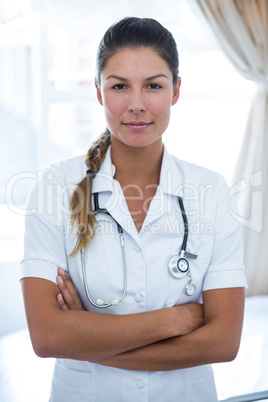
<box><xmin>111</xmin><ymin>129</ymin><xmax>163</xmax><ymax>149</ymax></box>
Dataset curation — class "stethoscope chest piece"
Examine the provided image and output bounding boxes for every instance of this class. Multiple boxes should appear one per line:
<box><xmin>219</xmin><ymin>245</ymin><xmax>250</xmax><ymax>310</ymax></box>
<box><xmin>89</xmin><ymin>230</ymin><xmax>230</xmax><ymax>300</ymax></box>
<box><xmin>168</xmin><ymin>254</ymin><xmax>189</xmax><ymax>278</ymax></box>
<box><xmin>185</xmin><ymin>283</ymin><xmax>196</xmax><ymax>296</ymax></box>
<box><xmin>168</xmin><ymin>247</ymin><xmax>198</xmax><ymax>296</ymax></box>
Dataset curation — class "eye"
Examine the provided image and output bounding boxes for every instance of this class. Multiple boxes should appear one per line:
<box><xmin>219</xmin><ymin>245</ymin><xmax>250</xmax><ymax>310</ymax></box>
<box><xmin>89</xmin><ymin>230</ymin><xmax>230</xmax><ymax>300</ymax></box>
<box><xmin>112</xmin><ymin>83</ymin><xmax>127</xmax><ymax>90</ymax></box>
<box><xmin>147</xmin><ymin>83</ymin><xmax>162</xmax><ymax>89</ymax></box>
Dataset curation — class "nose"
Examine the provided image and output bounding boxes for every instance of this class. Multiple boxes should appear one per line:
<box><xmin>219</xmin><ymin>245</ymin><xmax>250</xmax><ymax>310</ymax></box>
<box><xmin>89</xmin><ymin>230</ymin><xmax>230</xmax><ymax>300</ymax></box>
<box><xmin>128</xmin><ymin>90</ymin><xmax>146</xmax><ymax>113</ymax></box>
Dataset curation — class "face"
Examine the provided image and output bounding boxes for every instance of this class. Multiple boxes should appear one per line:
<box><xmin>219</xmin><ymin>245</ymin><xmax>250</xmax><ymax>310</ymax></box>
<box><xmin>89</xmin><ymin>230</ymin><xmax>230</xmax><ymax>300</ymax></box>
<box><xmin>96</xmin><ymin>47</ymin><xmax>181</xmax><ymax>150</ymax></box>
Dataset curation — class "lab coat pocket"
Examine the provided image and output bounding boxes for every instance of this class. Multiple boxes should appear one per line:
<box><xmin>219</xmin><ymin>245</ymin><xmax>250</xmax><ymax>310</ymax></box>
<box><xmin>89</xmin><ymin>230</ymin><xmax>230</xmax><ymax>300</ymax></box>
<box><xmin>187</xmin><ymin>365</ymin><xmax>218</xmax><ymax>402</ymax></box>
<box><xmin>50</xmin><ymin>361</ymin><xmax>92</xmax><ymax>402</ymax></box>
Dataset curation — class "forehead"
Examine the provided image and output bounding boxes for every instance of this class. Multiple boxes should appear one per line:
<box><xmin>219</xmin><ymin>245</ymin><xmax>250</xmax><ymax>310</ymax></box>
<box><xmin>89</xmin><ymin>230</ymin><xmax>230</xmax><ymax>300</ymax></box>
<box><xmin>102</xmin><ymin>47</ymin><xmax>172</xmax><ymax>78</ymax></box>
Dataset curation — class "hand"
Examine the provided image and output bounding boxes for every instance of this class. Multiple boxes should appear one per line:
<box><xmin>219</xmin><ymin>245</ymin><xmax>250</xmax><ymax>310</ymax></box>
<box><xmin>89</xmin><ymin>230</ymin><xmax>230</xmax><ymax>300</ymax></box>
<box><xmin>56</xmin><ymin>267</ymin><xmax>85</xmax><ymax>311</ymax></box>
<box><xmin>173</xmin><ymin>303</ymin><xmax>204</xmax><ymax>336</ymax></box>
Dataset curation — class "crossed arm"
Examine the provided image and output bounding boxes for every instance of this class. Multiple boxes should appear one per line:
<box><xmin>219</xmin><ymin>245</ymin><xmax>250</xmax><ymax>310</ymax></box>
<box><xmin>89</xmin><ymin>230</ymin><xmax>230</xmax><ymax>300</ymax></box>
<box><xmin>21</xmin><ymin>268</ymin><xmax>245</xmax><ymax>371</ymax></box>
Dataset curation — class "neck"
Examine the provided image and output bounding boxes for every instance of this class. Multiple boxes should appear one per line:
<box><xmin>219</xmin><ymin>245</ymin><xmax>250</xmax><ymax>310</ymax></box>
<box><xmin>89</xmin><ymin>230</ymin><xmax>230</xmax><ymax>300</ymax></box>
<box><xmin>111</xmin><ymin>138</ymin><xmax>163</xmax><ymax>187</ymax></box>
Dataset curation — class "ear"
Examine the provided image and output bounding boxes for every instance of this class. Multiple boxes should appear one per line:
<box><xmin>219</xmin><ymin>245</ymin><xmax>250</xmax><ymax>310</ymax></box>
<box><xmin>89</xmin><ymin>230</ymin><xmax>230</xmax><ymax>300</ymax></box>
<box><xmin>95</xmin><ymin>82</ymin><xmax>103</xmax><ymax>106</ymax></box>
<box><xmin>171</xmin><ymin>77</ymin><xmax>181</xmax><ymax>106</ymax></box>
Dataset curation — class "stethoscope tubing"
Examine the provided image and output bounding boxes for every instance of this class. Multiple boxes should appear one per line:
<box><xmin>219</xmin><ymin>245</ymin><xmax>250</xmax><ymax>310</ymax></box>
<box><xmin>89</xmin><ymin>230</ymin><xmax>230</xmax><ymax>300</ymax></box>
<box><xmin>81</xmin><ymin>229</ymin><xmax>127</xmax><ymax>308</ymax></box>
<box><xmin>81</xmin><ymin>192</ymin><xmax>196</xmax><ymax>308</ymax></box>
<box><xmin>178</xmin><ymin>196</ymin><xmax>188</xmax><ymax>253</ymax></box>
<box><xmin>81</xmin><ymin>195</ymin><xmax>128</xmax><ymax>308</ymax></box>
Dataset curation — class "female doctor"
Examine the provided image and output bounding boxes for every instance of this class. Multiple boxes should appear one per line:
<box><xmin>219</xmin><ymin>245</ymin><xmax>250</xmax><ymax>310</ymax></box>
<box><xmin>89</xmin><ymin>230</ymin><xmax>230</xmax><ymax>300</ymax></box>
<box><xmin>21</xmin><ymin>17</ymin><xmax>247</xmax><ymax>401</ymax></box>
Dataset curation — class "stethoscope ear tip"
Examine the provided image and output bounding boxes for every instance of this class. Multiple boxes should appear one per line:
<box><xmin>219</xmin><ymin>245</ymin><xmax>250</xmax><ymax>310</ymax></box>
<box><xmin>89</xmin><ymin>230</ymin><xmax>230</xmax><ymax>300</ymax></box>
<box><xmin>95</xmin><ymin>298</ymin><xmax>119</xmax><ymax>307</ymax></box>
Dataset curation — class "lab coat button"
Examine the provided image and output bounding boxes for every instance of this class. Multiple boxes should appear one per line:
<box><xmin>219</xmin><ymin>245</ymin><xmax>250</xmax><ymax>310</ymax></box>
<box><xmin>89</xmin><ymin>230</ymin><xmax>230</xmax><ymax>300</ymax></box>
<box><xmin>134</xmin><ymin>294</ymin><xmax>142</xmax><ymax>302</ymax></box>
<box><xmin>136</xmin><ymin>379</ymin><xmax>144</xmax><ymax>389</ymax></box>
<box><xmin>133</xmin><ymin>245</ymin><xmax>141</xmax><ymax>252</ymax></box>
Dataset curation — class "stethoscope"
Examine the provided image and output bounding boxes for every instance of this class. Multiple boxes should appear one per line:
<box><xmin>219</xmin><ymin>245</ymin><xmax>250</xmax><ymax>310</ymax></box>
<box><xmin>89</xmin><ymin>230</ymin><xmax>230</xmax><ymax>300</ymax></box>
<box><xmin>81</xmin><ymin>193</ymin><xmax>127</xmax><ymax>308</ymax></box>
<box><xmin>167</xmin><ymin>197</ymin><xmax>198</xmax><ymax>296</ymax></box>
<box><xmin>81</xmin><ymin>190</ymin><xmax>198</xmax><ymax>308</ymax></box>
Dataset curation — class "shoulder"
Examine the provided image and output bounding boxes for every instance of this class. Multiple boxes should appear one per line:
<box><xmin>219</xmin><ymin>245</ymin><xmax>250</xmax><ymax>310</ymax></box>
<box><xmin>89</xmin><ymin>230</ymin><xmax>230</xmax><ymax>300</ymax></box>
<box><xmin>25</xmin><ymin>155</ymin><xmax>88</xmax><ymax>216</ymax></box>
<box><xmin>171</xmin><ymin>154</ymin><xmax>223</xmax><ymax>187</ymax></box>
<box><xmin>168</xmin><ymin>152</ymin><xmax>230</xmax><ymax>210</ymax></box>
<box><xmin>40</xmin><ymin>154</ymin><xmax>87</xmax><ymax>185</ymax></box>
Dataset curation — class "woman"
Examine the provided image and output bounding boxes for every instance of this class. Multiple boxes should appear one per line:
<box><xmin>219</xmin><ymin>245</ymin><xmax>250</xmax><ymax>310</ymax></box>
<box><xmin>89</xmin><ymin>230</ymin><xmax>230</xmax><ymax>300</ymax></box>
<box><xmin>21</xmin><ymin>17</ymin><xmax>247</xmax><ymax>401</ymax></box>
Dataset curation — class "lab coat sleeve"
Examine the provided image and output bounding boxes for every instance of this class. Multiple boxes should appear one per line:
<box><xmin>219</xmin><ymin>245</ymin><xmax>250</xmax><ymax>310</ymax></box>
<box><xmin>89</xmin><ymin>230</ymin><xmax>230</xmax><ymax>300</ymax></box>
<box><xmin>202</xmin><ymin>175</ymin><xmax>247</xmax><ymax>291</ymax></box>
<box><xmin>20</xmin><ymin>165</ymin><xmax>70</xmax><ymax>284</ymax></box>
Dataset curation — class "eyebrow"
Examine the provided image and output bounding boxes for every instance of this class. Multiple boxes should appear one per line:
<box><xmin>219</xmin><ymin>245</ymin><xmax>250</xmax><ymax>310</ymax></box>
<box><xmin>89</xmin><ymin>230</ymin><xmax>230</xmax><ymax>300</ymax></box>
<box><xmin>105</xmin><ymin>74</ymin><xmax>169</xmax><ymax>81</ymax></box>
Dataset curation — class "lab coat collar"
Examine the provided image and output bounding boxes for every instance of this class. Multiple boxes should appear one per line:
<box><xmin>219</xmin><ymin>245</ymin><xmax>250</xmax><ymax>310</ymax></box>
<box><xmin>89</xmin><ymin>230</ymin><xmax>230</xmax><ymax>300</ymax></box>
<box><xmin>91</xmin><ymin>147</ymin><xmax>133</xmax><ymax>241</ymax></box>
<box><xmin>92</xmin><ymin>144</ymin><xmax>184</xmax><ymax>197</ymax></box>
<box><xmin>91</xmin><ymin>144</ymin><xmax>185</xmax><ymax>247</ymax></box>
<box><xmin>91</xmin><ymin>146</ymin><xmax>115</xmax><ymax>194</ymax></box>
<box><xmin>141</xmin><ymin>145</ymin><xmax>184</xmax><ymax>230</ymax></box>
<box><xmin>159</xmin><ymin>145</ymin><xmax>184</xmax><ymax>198</ymax></box>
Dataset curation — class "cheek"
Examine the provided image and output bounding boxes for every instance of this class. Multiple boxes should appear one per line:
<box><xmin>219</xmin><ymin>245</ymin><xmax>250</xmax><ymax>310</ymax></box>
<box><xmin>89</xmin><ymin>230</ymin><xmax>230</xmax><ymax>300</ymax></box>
<box><xmin>103</xmin><ymin>96</ymin><xmax>125</xmax><ymax>121</ymax></box>
<box><xmin>151</xmin><ymin>96</ymin><xmax>172</xmax><ymax>119</ymax></box>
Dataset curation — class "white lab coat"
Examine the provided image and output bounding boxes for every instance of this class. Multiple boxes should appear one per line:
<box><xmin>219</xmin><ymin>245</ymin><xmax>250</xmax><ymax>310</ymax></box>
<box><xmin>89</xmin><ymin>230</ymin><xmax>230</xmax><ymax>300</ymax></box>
<box><xmin>21</xmin><ymin>145</ymin><xmax>247</xmax><ymax>402</ymax></box>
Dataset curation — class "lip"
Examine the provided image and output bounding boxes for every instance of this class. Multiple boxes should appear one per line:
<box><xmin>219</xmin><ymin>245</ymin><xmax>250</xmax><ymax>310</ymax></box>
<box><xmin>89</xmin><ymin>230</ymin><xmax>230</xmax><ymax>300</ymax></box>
<box><xmin>123</xmin><ymin>121</ymin><xmax>152</xmax><ymax>131</ymax></box>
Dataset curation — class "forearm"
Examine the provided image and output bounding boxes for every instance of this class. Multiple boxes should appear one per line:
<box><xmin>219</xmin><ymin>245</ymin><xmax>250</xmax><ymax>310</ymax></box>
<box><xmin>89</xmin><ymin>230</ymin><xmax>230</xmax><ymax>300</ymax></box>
<box><xmin>96</xmin><ymin>322</ymin><xmax>234</xmax><ymax>371</ymax></box>
<box><xmin>22</xmin><ymin>278</ymin><xmax>194</xmax><ymax>362</ymax></box>
<box><xmin>42</xmin><ymin>269</ymin><xmax>203</xmax><ymax>362</ymax></box>
<box><xmin>96</xmin><ymin>288</ymin><xmax>245</xmax><ymax>371</ymax></box>
<box><xmin>39</xmin><ymin>308</ymin><xmax>178</xmax><ymax>361</ymax></box>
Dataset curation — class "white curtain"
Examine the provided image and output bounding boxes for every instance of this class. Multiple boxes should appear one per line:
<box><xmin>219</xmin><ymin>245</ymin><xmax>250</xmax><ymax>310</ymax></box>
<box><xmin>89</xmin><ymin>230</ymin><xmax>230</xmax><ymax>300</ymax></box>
<box><xmin>193</xmin><ymin>0</ymin><xmax>268</xmax><ymax>295</ymax></box>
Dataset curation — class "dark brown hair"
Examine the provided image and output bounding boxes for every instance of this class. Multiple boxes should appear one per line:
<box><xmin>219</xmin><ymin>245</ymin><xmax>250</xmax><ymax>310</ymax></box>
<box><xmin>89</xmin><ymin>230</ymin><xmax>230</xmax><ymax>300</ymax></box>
<box><xmin>70</xmin><ymin>17</ymin><xmax>179</xmax><ymax>257</ymax></box>
<box><xmin>95</xmin><ymin>17</ymin><xmax>179</xmax><ymax>86</ymax></box>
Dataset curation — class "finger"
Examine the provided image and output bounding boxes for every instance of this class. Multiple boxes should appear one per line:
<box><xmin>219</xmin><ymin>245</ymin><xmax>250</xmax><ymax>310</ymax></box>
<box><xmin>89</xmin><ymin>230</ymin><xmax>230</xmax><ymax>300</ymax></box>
<box><xmin>57</xmin><ymin>268</ymin><xmax>74</xmax><ymax>297</ymax></box>
<box><xmin>58</xmin><ymin>268</ymin><xmax>84</xmax><ymax>308</ymax></box>
<box><xmin>57</xmin><ymin>293</ymin><xmax>69</xmax><ymax>311</ymax></box>
<box><xmin>58</xmin><ymin>268</ymin><xmax>79</xmax><ymax>301</ymax></box>
<box><xmin>57</xmin><ymin>268</ymin><xmax>84</xmax><ymax>310</ymax></box>
<box><xmin>56</xmin><ymin>274</ymin><xmax>78</xmax><ymax>310</ymax></box>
